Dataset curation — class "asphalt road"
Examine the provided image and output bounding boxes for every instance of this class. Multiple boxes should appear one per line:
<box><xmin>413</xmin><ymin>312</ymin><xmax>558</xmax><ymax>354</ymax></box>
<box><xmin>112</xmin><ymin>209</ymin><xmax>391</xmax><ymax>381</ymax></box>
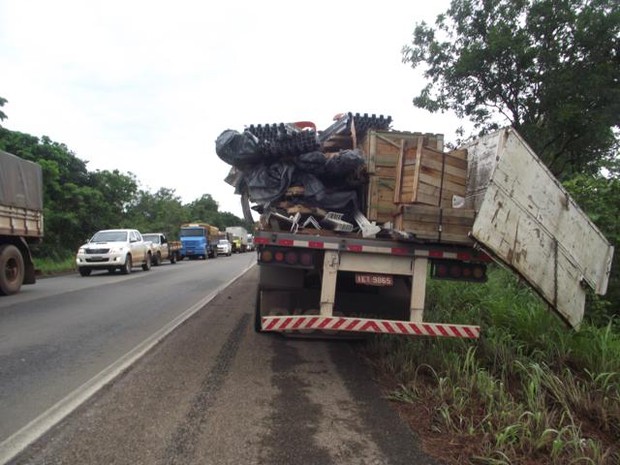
<box><xmin>1</xmin><ymin>255</ymin><xmax>439</xmax><ymax>465</ymax></box>
<box><xmin>0</xmin><ymin>254</ymin><xmax>255</xmax><ymax>443</ymax></box>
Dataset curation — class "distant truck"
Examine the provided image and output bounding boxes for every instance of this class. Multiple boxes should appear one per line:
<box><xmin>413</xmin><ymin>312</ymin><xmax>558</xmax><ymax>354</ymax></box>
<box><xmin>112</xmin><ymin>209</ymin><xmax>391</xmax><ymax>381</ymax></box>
<box><xmin>246</xmin><ymin>234</ymin><xmax>255</xmax><ymax>252</ymax></box>
<box><xmin>179</xmin><ymin>223</ymin><xmax>220</xmax><ymax>259</ymax></box>
<box><xmin>142</xmin><ymin>232</ymin><xmax>181</xmax><ymax>265</ymax></box>
<box><xmin>0</xmin><ymin>150</ymin><xmax>44</xmax><ymax>295</ymax></box>
<box><xmin>225</xmin><ymin>226</ymin><xmax>248</xmax><ymax>253</ymax></box>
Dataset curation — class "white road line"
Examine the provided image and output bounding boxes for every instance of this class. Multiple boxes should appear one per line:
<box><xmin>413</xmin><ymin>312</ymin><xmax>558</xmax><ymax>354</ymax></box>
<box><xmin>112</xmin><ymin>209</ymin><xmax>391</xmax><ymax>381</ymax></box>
<box><xmin>0</xmin><ymin>262</ymin><xmax>256</xmax><ymax>465</ymax></box>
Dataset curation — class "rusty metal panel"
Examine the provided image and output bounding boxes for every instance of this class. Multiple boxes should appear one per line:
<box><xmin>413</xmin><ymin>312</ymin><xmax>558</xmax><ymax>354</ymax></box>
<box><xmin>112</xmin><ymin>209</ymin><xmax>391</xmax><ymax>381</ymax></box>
<box><xmin>462</xmin><ymin>128</ymin><xmax>614</xmax><ymax>329</ymax></box>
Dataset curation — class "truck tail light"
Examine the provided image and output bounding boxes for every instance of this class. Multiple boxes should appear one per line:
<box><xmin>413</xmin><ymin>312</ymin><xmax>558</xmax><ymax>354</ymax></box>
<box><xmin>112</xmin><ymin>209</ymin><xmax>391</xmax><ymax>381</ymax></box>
<box><xmin>431</xmin><ymin>260</ymin><xmax>487</xmax><ymax>282</ymax></box>
<box><xmin>259</xmin><ymin>247</ymin><xmax>314</xmax><ymax>269</ymax></box>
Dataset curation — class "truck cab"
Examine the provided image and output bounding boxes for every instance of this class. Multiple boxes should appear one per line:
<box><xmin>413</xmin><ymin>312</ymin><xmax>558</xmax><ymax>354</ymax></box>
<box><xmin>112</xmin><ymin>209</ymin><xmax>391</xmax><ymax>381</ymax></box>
<box><xmin>179</xmin><ymin>223</ymin><xmax>218</xmax><ymax>259</ymax></box>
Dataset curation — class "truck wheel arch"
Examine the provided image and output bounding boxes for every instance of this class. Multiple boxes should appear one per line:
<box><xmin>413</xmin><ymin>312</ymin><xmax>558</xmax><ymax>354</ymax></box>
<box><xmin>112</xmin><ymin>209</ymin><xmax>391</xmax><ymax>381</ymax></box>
<box><xmin>0</xmin><ymin>244</ymin><xmax>25</xmax><ymax>295</ymax></box>
<box><xmin>121</xmin><ymin>254</ymin><xmax>132</xmax><ymax>274</ymax></box>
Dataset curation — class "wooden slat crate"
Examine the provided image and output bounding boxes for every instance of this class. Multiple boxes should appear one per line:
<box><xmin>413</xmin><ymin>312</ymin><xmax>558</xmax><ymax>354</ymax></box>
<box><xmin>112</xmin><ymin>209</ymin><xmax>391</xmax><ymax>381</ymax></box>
<box><xmin>394</xmin><ymin>204</ymin><xmax>475</xmax><ymax>245</ymax></box>
<box><xmin>397</xmin><ymin>144</ymin><xmax>467</xmax><ymax>207</ymax></box>
<box><xmin>359</xmin><ymin>130</ymin><xmax>444</xmax><ymax>223</ymax></box>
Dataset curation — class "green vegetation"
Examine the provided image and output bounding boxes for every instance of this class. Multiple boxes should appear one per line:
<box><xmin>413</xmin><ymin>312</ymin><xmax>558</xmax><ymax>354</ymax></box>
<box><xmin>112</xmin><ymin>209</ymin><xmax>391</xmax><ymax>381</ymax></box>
<box><xmin>34</xmin><ymin>255</ymin><xmax>76</xmax><ymax>276</ymax></box>
<box><xmin>364</xmin><ymin>268</ymin><xmax>620</xmax><ymax>464</ymax></box>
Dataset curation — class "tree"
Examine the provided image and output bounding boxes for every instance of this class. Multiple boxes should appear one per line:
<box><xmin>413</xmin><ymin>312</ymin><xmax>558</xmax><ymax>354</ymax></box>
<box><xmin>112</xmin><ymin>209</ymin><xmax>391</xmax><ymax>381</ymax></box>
<box><xmin>125</xmin><ymin>188</ymin><xmax>186</xmax><ymax>237</ymax></box>
<box><xmin>87</xmin><ymin>169</ymin><xmax>139</xmax><ymax>229</ymax></box>
<box><xmin>186</xmin><ymin>194</ymin><xmax>220</xmax><ymax>225</ymax></box>
<box><xmin>0</xmin><ymin>96</ymin><xmax>7</xmax><ymax>123</ymax></box>
<box><xmin>402</xmin><ymin>0</ymin><xmax>619</xmax><ymax>179</ymax></box>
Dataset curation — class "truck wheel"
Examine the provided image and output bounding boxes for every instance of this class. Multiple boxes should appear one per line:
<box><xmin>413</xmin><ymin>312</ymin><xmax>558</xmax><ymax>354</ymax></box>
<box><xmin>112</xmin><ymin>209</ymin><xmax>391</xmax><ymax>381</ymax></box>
<box><xmin>0</xmin><ymin>244</ymin><xmax>25</xmax><ymax>295</ymax></box>
<box><xmin>79</xmin><ymin>267</ymin><xmax>92</xmax><ymax>277</ymax></box>
<box><xmin>254</xmin><ymin>287</ymin><xmax>264</xmax><ymax>333</ymax></box>
<box><xmin>170</xmin><ymin>253</ymin><xmax>177</xmax><ymax>264</ymax></box>
<box><xmin>153</xmin><ymin>252</ymin><xmax>162</xmax><ymax>266</ymax></box>
<box><xmin>121</xmin><ymin>255</ymin><xmax>132</xmax><ymax>274</ymax></box>
<box><xmin>142</xmin><ymin>253</ymin><xmax>152</xmax><ymax>271</ymax></box>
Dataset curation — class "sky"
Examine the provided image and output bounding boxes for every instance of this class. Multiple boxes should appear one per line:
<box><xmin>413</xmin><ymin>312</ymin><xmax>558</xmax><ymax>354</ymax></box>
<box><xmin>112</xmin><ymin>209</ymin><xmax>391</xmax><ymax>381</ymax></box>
<box><xmin>0</xmin><ymin>0</ymin><xmax>462</xmax><ymax>218</ymax></box>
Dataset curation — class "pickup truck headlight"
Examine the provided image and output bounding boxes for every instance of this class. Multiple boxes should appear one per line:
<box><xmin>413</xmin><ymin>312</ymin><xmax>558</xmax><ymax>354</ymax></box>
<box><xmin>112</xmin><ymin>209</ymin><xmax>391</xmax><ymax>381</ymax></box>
<box><xmin>108</xmin><ymin>246</ymin><xmax>127</xmax><ymax>254</ymax></box>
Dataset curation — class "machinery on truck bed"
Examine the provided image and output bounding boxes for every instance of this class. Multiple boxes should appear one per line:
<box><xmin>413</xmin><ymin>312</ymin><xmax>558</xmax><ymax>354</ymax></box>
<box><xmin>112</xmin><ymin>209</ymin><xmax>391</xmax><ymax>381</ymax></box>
<box><xmin>216</xmin><ymin>113</ymin><xmax>613</xmax><ymax>338</ymax></box>
<box><xmin>0</xmin><ymin>150</ymin><xmax>43</xmax><ymax>295</ymax></box>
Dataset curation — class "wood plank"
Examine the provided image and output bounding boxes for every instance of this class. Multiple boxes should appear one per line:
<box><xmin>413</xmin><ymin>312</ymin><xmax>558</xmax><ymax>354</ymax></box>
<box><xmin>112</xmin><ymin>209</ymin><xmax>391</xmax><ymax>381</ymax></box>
<box><xmin>393</xmin><ymin>139</ymin><xmax>406</xmax><ymax>203</ymax></box>
<box><xmin>418</xmin><ymin>172</ymin><xmax>467</xmax><ymax>195</ymax></box>
<box><xmin>411</xmin><ymin>136</ymin><xmax>424</xmax><ymax>203</ymax></box>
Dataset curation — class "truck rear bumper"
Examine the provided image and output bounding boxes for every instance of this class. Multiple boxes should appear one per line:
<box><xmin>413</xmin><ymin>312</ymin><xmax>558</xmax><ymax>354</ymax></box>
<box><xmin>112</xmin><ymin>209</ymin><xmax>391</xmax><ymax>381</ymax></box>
<box><xmin>261</xmin><ymin>315</ymin><xmax>480</xmax><ymax>338</ymax></box>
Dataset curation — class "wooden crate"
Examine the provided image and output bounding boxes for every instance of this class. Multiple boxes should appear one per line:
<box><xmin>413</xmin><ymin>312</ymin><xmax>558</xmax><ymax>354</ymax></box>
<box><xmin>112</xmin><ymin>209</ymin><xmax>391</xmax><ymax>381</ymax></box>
<box><xmin>359</xmin><ymin>130</ymin><xmax>444</xmax><ymax>223</ymax></box>
<box><xmin>396</xmin><ymin>144</ymin><xmax>467</xmax><ymax>207</ymax></box>
<box><xmin>394</xmin><ymin>204</ymin><xmax>475</xmax><ymax>245</ymax></box>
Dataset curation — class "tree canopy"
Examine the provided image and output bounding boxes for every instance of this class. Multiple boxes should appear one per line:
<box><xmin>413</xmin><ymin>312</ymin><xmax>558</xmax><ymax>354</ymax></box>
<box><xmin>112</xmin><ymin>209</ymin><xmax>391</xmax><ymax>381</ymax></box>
<box><xmin>403</xmin><ymin>0</ymin><xmax>619</xmax><ymax>179</ymax></box>
<box><xmin>0</xmin><ymin>96</ymin><xmax>7</xmax><ymax>123</ymax></box>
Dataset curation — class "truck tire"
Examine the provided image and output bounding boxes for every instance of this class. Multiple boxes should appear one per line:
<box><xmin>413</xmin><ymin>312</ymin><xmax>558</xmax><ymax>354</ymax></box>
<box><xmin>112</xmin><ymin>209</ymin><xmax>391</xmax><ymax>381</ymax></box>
<box><xmin>153</xmin><ymin>252</ymin><xmax>162</xmax><ymax>266</ymax></box>
<box><xmin>78</xmin><ymin>267</ymin><xmax>92</xmax><ymax>277</ymax></box>
<box><xmin>142</xmin><ymin>253</ymin><xmax>152</xmax><ymax>271</ymax></box>
<box><xmin>254</xmin><ymin>287</ymin><xmax>264</xmax><ymax>333</ymax></box>
<box><xmin>170</xmin><ymin>252</ymin><xmax>177</xmax><ymax>264</ymax></box>
<box><xmin>0</xmin><ymin>244</ymin><xmax>25</xmax><ymax>295</ymax></box>
<box><xmin>120</xmin><ymin>255</ymin><xmax>132</xmax><ymax>274</ymax></box>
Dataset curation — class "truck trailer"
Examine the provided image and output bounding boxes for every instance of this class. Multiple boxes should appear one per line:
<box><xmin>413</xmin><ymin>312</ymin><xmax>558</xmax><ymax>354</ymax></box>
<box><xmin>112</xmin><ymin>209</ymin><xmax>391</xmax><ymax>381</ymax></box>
<box><xmin>216</xmin><ymin>116</ymin><xmax>613</xmax><ymax>338</ymax></box>
<box><xmin>225</xmin><ymin>226</ymin><xmax>248</xmax><ymax>253</ymax></box>
<box><xmin>0</xmin><ymin>150</ymin><xmax>44</xmax><ymax>295</ymax></box>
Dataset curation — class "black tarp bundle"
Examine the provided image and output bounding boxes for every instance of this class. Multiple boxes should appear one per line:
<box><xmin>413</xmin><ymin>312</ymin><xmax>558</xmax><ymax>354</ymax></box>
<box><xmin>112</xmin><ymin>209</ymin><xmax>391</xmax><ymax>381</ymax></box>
<box><xmin>216</xmin><ymin>129</ymin><xmax>364</xmax><ymax>215</ymax></box>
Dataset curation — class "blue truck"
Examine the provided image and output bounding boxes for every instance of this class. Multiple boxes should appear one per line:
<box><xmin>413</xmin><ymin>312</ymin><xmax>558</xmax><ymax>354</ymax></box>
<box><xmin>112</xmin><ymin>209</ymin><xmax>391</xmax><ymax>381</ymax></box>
<box><xmin>178</xmin><ymin>223</ymin><xmax>220</xmax><ymax>260</ymax></box>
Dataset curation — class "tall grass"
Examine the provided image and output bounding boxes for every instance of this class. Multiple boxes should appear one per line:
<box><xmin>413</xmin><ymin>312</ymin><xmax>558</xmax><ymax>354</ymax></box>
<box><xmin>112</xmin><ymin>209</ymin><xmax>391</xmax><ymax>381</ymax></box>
<box><xmin>365</xmin><ymin>266</ymin><xmax>620</xmax><ymax>465</ymax></box>
<box><xmin>33</xmin><ymin>254</ymin><xmax>76</xmax><ymax>275</ymax></box>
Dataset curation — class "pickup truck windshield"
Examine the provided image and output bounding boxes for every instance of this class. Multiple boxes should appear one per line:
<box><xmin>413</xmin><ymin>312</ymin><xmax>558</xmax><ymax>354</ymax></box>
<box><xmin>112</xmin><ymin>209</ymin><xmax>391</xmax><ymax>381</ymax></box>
<box><xmin>143</xmin><ymin>234</ymin><xmax>161</xmax><ymax>244</ymax></box>
<box><xmin>91</xmin><ymin>231</ymin><xmax>128</xmax><ymax>242</ymax></box>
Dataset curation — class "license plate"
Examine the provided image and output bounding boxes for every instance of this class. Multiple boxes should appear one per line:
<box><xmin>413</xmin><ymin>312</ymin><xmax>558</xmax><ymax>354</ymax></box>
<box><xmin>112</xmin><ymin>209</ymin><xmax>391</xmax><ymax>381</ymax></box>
<box><xmin>355</xmin><ymin>273</ymin><xmax>394</xmax><ymax>287</ymax></box>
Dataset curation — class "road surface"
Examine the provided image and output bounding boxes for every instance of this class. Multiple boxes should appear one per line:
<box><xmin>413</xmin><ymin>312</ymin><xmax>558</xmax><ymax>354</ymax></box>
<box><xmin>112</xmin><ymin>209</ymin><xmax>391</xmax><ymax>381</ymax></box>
<box><xmin>1</xmin><ymin>256</ymin><xmax>438</xmax><ymax>464</ymax></box>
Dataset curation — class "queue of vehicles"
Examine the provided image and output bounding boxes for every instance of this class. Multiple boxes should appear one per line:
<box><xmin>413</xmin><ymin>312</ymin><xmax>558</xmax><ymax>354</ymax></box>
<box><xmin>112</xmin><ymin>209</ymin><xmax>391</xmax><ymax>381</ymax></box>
<box><xmin>73</xmin><ymin>224</ymin><xmax>252</xmax><ymax>277</ymax></box>
<box><xmin>0</xmin><ymin>146</ymin><xmax>255</xmax><ymax>295</ymax></box>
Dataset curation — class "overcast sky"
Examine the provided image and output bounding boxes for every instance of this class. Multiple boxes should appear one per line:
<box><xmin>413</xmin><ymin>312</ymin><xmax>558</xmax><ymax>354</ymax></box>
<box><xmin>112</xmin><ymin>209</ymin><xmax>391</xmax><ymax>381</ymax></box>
<box><xmin>0</xmin><ymin>0</ymin><xmax>461</xmax><ymax>218</ymax></box>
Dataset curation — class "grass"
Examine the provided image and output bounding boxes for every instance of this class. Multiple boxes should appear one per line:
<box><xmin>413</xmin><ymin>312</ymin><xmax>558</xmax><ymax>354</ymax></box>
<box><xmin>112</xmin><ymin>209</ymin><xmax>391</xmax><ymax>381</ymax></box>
<box><xmin>363</xmin><ymin>266</ymin><xmax>620</xmax><ymax>465</ymax></box>
<box><xmin>34</xmin><ymin>255</ymin><xmax>76</xmax><ymax>276</ymax></box>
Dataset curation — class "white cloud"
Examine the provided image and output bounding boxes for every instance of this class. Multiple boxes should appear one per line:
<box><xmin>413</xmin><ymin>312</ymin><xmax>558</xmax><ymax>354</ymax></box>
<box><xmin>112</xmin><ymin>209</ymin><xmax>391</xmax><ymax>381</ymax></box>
<box><xmin>0</xmin><ymin>0</ymin><xmax>458</xmax><ymax>218</ymax></box>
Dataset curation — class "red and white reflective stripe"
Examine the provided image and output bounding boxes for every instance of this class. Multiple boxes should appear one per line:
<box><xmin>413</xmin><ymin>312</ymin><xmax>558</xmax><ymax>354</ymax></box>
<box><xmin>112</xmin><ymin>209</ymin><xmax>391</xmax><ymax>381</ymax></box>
<box><xmin>255</xmin><ymin>236</ymin><xmax>491</xmax><ymax>262</ymax></box>
<box><xmin>261</xmin><ymin>315</ymin><xmax>480</xmax><ymax>338</ymax></box>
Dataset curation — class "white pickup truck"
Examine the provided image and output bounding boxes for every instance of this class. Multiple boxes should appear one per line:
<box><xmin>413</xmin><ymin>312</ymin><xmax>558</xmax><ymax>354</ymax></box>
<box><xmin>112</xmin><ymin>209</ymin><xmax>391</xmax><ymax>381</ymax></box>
<box><xmin>75</xmin><ymin>229</ymin><xmax>153</xmax><ymax>276</ymax></box>
<box><xmin>142</xmin><ymin>232</ymin><xmax>182</xmax><ymax>265</ymax></box>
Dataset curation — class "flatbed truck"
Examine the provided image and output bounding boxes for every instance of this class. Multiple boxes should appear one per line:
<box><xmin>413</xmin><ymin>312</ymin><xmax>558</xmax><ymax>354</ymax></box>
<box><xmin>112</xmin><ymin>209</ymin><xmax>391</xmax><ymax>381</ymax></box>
<box><xmin>252</xmin><ymin>128</ymin><xmax>613</xmax><ymax>338</ymax></box>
